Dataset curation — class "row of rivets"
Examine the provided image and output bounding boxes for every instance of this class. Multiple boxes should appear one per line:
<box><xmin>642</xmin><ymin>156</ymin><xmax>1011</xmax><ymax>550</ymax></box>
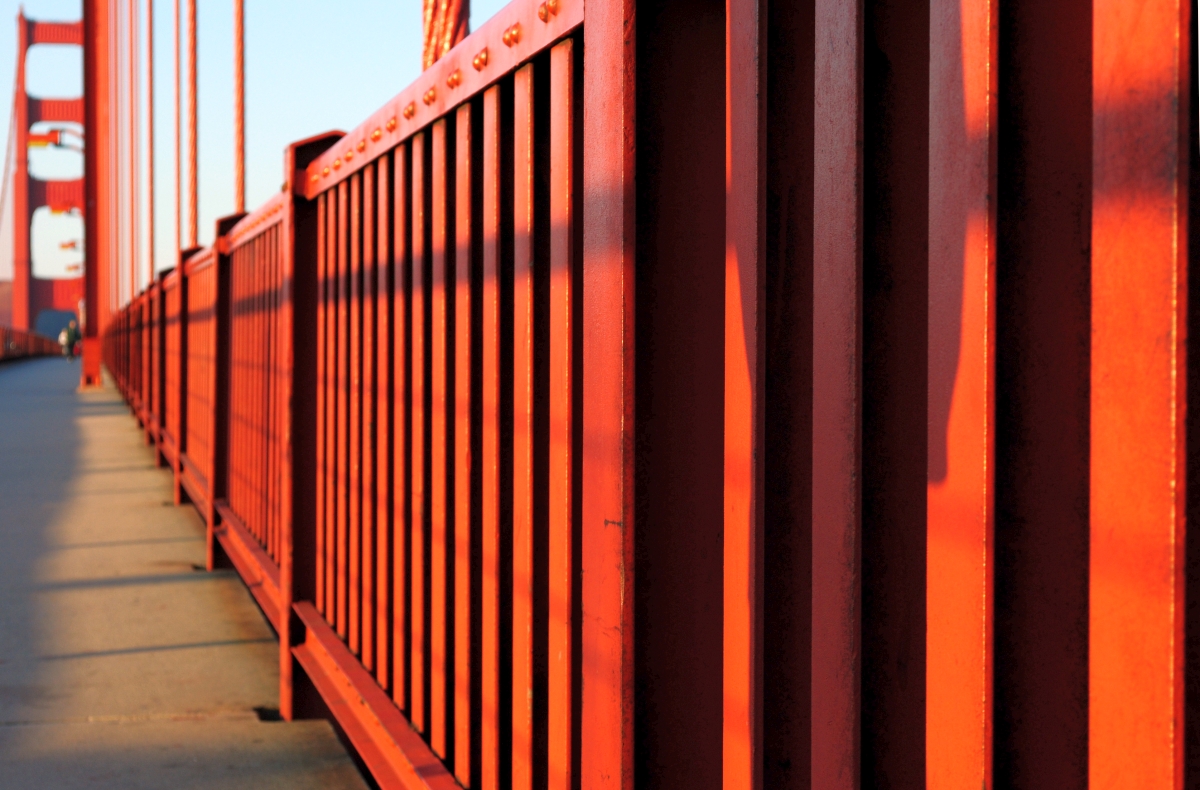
<box><xmin>316</xmin><ymin>4</ymin><xmax>563</xmax><ymax>185</ymax></box>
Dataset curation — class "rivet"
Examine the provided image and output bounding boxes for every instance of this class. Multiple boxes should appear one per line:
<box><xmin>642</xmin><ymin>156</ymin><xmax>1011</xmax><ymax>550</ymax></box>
<box><xmin>333</xmin><ymin>158</ymin><xmax>342</xmax><ymax>170</ymax></box>
<box><xmin>310</xmin><ymin>174</ymin><xmax>319</xmax><ymax>184</ymax></box>
<box><xmin>502</xmin><ymin>23</ymin><xmax>521</xmax><ymax>45</ymax></box>
<box><xmin>423</xmin><ymin>88</ymin><xmax>437</xmax><ymax>105</ymax></box>
<box><xmin>371</xmin><ymin>128</ymin><xmax>383</xmax><ymax>142</ymax></box>
<box><xmin>447</xmin><ymin>69</ymin><xmax>462</xmax><ymax>88</ymax></box>
<box><xmin>538</xmin><ymin>3</ymin><xmax>548</xmax><ymax>21</ymax></box>
<box><xmin>548</xmin><ymin>0</ymin><xmax>560</xmax><ymax>13</ymax></box>
<box><xmin>357</xmin><ymin>140</ymin><xmax>367</xmax><ymax>152</ymax></box>
<box><xmin>344</xmin><ymin>149</ymin><xmax>354</xmax><ymax>161</ymax></box>
<box><xmin>473</xmin><ymin>47</ymin><xmax>489</xmax><ymax>70</ymax></box>
<box><xmin>389</xmin><ymin>114</ymin><xmax>402</xmax><ymax>129</ymax></box>
<box><xmin>322</xmin><ymin>167</ymin><xmax>330</xmax><ymax>177</ymax></box>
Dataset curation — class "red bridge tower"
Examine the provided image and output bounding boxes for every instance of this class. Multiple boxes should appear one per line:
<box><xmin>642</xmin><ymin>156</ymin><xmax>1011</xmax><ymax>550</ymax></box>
<box><xmin>9</xmin><ymin>13</ymin><xmax>84</xmax><ymax>331</ymax></box>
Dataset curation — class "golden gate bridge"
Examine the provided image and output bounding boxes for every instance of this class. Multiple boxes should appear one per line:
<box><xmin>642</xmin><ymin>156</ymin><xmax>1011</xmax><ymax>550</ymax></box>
<box><xmin>0</xmin><ymin>0</ymin><xmax>1197</xmax><ymax>787</ymax></box>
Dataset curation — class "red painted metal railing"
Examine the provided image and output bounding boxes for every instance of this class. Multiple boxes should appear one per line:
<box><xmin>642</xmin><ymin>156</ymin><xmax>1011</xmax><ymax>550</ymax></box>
<box><xmin>180</xmin><ymin>246</ymin><xmax>217</xmax><ymax>517</ymax></box>
<box><xmin>162</xmin><ymin>268</ymin><xmax>184</xmax><ymax>499</ymax></box>
<box><xmin>0</xmin><ymin>325</ymin><xmax>57</xmax><ymax>360</ymax></box>
<box><xmin>98</xmin><ymin>0</ymin><xmax>1199</xmax><ymax>788</ymax></box>
<box><xmin>214</xmin><ymin>191</ymin><xmax>293</xmax><ymax>627</ymax></box>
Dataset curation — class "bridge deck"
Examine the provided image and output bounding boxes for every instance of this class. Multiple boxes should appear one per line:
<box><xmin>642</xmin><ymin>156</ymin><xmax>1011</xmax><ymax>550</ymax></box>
<box><xmin>0</xmin><ymin>358</ymin><xmax>367</xmax><ymax>788</ymax></box>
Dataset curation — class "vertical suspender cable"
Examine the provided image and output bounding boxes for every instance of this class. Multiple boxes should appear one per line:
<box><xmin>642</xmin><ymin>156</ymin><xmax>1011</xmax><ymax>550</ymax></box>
<box><xmin>128</xmin><ymin>0</ymin><xmax>138</xmax><ymax>297</ymax></box>
<box><xmin>186</xmin><ymin>0</ymin><xmax>196</xmax><ymax>248</ymax></box>
<box><xmin>233</xmin><ymin>0</ymin><xmax>243</xmax><ymax>213</ymax></box>
<box><xmin>146</xmin><ymin>0</ymin><xmax>154</xmax><ymax>281</ymax></box>
<box><xmin>174</xmin><ymin>0</ymin><xmax>180</xmax><ymax>257</ymax></box>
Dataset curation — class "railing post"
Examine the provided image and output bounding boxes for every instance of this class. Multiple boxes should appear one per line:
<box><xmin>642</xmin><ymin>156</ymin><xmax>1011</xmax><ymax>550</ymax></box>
<box><xmin>208</xmin><ymin>214</ymin><xmax>243</xmax><ymax>571</ymax></box>
<box><xmin>155</xmin><ymin>274</ymin><xmax>168</xmax><ymax>467</ymax></box>
<box><xmin>281</xmin><ymin>131</ymin><xmax>343</xmax><ymax>721</ymax></box>
<box><xmin>581</xmin><ymin>0</ymin><xmax>636</xmax><ymax>786</ymax></box>
<box><xmin>174</xmin><ymin>248</ymin><xmax>198</xmax><ymax>506</ymax></box>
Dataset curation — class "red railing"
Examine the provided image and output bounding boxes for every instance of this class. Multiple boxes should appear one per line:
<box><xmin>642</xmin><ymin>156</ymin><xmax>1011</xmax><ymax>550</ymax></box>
<box><xmin>180</xmin><ymin>246</ymin><xmax>217</xmax><ymax>517</ymax></box>
<box><xmin>0</xmin><ymin>325</ymin><xmax>58</xmax><ymax>360</ymax></box>
<box><xmin>97</xmin><ymin>0</ymin><xmax>1199</xmax><ymax>788</ymax></box>
<box><xmin>213</xmin><ymin>190</ymin><xmax>293</xmax><ymax>627</ymax></box>
<box><xmin>161</xmin><ymin>268</ymin><xmax>183</xmax><ymax>498</ymax></box>
<box><xmin>104</xmin><ymin>5</ymin><xmax>586</xmax><ymax>782</ymax></box>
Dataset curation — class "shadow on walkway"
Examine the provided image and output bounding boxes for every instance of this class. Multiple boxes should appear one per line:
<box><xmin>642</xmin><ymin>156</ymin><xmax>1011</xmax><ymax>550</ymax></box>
<box><xmin>0</xmin><ymin>358</ymin><xmax>367</xmax><ymax>789</ymax></box>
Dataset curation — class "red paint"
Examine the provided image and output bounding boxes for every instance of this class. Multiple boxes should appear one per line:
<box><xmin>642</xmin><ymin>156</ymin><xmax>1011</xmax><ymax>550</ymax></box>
<box><xmin>453</xmin><ymin>101</ymin><xmax>473</xmax><ymax>785</ymax></box>
<box><xmin>511</xmin><ymin>62</ymin><xmax>536</xmax><ymax>790</ymax></box>
<box><xmin>1091</xmin><ymin>1</ymin><xmax>1191</xmax><ymax>786</ymax></box>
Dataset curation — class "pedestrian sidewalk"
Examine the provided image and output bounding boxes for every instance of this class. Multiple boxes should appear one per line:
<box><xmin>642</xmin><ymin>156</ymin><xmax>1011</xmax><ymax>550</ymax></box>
<box><xmin>0</xmin><ymin>357</ymin><xmax>368</xmax><ymax>789</ymax></box>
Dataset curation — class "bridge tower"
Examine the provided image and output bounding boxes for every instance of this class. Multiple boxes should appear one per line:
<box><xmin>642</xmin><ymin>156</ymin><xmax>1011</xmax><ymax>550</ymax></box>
<box><xmin>9</xmin><ymin>14</ymin><xmax>85</xmax><ymax>332</ymax></box>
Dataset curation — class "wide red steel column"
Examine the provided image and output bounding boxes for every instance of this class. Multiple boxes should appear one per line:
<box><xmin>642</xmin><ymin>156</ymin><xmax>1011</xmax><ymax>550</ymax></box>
<box><xmin>410</xmin><ymin>133</ymin><xmax>428</xmax><ymax>733</ymax></box>
<box><xmin>82</xmin><ymin>0</ymin><xmax>113</xmax><ymax>387</ymax></box>
<box><xmin>481</xmin><ymin>84</ymin><xmax>503</xmax><ymax>790</ymax></box>
<box><xmin>391</xmin><ymin>147</ymin><xmax>410</xmax><ymax>715</ymax></box>
<box><xmin>548</xmin><ymin>38</ymin><xmax>576</xmax><ymax>790</ymax></box>
<box><xmin>927</xmin><ymin>0</ymin><xmax>997</xmax><ymax>786</ymax></box>
<box><xmin>811</xmin><ymin>0</ymin><xmax>862</xmax><ymax>784</ymax></box>
<box><xmin>453</xmin><ymin>102</ymin><xmax>473</xmax><ymax>786</ymax></box>
<box><xmin>1090</xmin><ymin>0</ymin><xmax>1191</xmax><ymax>786</ymax></box>
<box><xmin>581</xmin><ymin>0</ymin><xmax>636</xmax><ymax>784</ymax></box>
<box><xmin>512</xmin><ymin>62</ymin><xmax>536</xmax><ymax>790</ymax></box>
<box><xmin>429</xmin><ymin>119</ymin><xmax>448</xmax><ymax>759</ymax></box>
<box><xmin>724</xmin><ymin>0</ymin><xmax>765</xmax><ymax>788</ymax></box>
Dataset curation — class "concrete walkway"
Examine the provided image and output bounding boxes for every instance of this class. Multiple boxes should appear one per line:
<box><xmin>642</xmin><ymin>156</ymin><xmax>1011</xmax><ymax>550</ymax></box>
<box><xmin>0</xmin><ymin>358</ymin><xmax>368</xmax><ymax>789</ymax></box>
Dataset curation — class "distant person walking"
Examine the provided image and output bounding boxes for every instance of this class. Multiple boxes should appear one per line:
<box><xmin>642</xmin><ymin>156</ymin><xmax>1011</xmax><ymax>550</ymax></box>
<box><xmin>59</xmin><ymin>320</ymin><xmax>79</xmax><ymax>361</ymax></box>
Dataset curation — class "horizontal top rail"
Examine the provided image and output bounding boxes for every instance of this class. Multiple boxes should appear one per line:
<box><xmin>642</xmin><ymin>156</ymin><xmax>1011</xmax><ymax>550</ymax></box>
<box><xmin>227</xmin><ymin>191</ymin><xmax>287</xmax><ymax>251</ymax></box>
<box><xmin>184</xmin><ymin>246</ymin><xmax>216</xmax><ymax>275</ymax></box>
<box><xmin>302</xmin><ymin>0</ymin><xmax>581</xmax><ymax>199</ymax></box>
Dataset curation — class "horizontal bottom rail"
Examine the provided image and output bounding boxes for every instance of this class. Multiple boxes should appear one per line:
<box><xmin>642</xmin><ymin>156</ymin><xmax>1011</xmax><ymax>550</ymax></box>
<box><xmin>179</xmin><ymin>456</ymin><xmax>210</xmax><ymax>515</ymax></box>
<box><xmin>292</xmin><ymin>602</ymin><xmax>461</xmax><ymax>790</ymax></box>
<box><xmin>214</xmin><ymin>500</ymin><xmax>282</xmax><ymax>629</ymax></box>
<box><xmin>160</xmin><ymin>431</ymin><xmax>179</xmax><ymax>467</ymax></box>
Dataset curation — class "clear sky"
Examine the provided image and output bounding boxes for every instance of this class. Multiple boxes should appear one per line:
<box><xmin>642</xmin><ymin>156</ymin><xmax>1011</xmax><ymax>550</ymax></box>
<box><xmin>0</xmin><ymin>0</ymin><xmax>509</xmax><ymax>280</ymax></box>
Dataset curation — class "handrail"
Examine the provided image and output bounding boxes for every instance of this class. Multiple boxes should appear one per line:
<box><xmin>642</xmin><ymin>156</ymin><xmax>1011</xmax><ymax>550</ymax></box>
<box><xmin>0</xmin><ymin>326</ymin><xmax>58</xmax><ymax>360</ymax></box>
<box><xmin>226</xmin><ymin>190</ymin><xmax>286</xmax><ymax>250</ymax></box>
<box><xmin>303</xmin><ymin>0</ymin><xmax>581</xmax><ymax>199</ymax></box>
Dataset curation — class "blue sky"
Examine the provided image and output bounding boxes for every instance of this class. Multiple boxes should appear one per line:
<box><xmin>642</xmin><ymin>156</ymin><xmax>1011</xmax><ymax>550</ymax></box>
<box><xmin>0</xmin><ymin>0</ymin><xmax>508</xmax><ymax>279</ymax></box>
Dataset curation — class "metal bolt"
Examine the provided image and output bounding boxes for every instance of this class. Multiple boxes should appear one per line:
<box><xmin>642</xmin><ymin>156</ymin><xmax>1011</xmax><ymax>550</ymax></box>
<box><xmin>322</xmin><ymin>167</ymin><xmax>330</xmax><ymax>177</ymax></box>
<box><xmin>357</xmin><ymin>140</ymin><xmax>367</xmax><ymax>152</ymax></box>
<box><xmin>503</xmin><ymin>24</ymin><xmax>520</xmax><ymax>46</ymax></box>
<box><xmin>344</xmin><ymin>150</ymin><xmax>354</xmax><ymax>161</ymax></box>
<box><xmin>447</xmin><ymin>70</ymin><xmax>462</xmax><ymax>88</ymax></box>
<box><xmin>333</xmin><ymin>158</ymin><xmax>342</xmax><ymax>170</ymax></box>
<box><xmin>310</xmin><ymin>174</ymin><xmax>319</xmax><ymax>184</ymax></box>
<box><xmin>389</xmin><ymin>115</ymin><xmax>401</xmax><ymax>129</ymax></box>
<box><xmin>371</xmin><ymin>128</ymin><xmax>383</xmax><ymax>142</ymax></box>
<box><xmin>473</xmin><ymin>48</ymin><xmax>489</xmax><ymax>70</ymax></box>
<box><xmin>423</xmin><ymin>88</ymin><xmax>437</xmax><ymax>105</ymax></box>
